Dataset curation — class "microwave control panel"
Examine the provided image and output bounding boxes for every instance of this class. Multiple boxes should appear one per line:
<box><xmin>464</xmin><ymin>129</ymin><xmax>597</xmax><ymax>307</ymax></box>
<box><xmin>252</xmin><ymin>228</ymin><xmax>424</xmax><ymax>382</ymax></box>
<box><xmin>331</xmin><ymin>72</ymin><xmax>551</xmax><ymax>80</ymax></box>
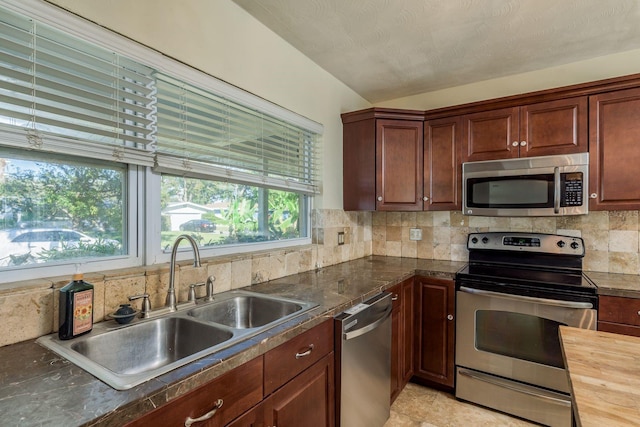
<box><xmin>561</xmin><ymin>172</ymin><xmax>583</xmax><ymax>207</ymax></box>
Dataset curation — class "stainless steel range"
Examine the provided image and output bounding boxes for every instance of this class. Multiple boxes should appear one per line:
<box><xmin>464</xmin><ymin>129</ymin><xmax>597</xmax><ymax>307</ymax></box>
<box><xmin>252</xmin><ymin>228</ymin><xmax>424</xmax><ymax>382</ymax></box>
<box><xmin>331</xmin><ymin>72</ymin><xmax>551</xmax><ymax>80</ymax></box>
<box><xmin>455</xmin><ymin>232</ymin><xmax>597</xmax><ymax>427</ymax></box>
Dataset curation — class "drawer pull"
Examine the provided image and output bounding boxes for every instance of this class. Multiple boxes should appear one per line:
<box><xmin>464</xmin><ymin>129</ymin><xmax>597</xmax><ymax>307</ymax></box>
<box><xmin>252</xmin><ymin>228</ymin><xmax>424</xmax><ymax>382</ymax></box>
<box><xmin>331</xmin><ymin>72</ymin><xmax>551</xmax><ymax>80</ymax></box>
<box><xmin>295</xmin><ymin>344</ymin><xmax>315</xmax><ymax>359</ymax></box>
<box><xmin>184</xmin><ymin>399</ymin><xmax>223</xmax><ymax>427</ymax></box>
<box><xmin>391</xmin><ymin>294</ymin><xmax>399</xmax><ymax>301</ymax></box>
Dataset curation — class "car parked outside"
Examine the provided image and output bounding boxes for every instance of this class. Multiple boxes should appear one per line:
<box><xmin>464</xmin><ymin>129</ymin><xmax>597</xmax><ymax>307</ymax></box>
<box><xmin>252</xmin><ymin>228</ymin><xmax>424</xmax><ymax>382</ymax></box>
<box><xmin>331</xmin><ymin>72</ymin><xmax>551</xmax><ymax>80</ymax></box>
<box><xmin>179</xmin><ymin>219</ymin><xmax>216</xmax><ymax>232</ymax></box>
<box><xmin>0</xmin><ymin>228</ymin><xmax>120</xmax><ymax>266</ymax></box>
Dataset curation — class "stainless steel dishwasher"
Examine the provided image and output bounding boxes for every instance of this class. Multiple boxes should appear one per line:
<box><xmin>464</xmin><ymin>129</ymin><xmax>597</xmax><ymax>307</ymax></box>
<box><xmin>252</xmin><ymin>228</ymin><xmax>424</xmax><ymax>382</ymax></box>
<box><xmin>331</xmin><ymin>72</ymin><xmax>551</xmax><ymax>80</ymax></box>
<box><xmin>335</xmin><ymin>292</ymin><xmax>392</xmax><ymax>427</ymax></box>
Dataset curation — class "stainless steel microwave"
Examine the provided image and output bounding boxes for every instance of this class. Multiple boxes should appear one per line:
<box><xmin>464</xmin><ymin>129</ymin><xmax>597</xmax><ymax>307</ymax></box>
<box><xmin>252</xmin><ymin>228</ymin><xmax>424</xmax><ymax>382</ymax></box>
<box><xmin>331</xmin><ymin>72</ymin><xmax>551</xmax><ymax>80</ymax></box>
<box><xmin>462</xmin><ymin>153</ymin><xmax>589</xmax><ymax>217</ymax></box>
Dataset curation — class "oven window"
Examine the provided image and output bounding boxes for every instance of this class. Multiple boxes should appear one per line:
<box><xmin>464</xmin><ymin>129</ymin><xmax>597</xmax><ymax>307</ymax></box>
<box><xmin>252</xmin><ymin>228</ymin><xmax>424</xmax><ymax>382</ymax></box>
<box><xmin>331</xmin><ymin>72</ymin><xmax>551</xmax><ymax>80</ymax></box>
<box><xmin>475</xmin><ymin>310</ymin><xmax>565</xmax><ymax>368</ymax></box>
<box><xmin>469</xmin><ymin>176</ymin><xmax>552</xmax><ymax>207</ymax></box>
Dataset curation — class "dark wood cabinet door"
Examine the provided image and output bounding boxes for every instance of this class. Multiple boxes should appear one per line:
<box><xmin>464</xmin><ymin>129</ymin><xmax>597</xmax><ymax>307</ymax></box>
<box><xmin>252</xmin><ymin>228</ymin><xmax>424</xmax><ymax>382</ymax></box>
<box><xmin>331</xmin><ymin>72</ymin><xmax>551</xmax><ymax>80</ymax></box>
<box><xmin>125</xmin><ymin>357</ymin><xmax>263</xmax><ymax>427</ymax></box>
<box><xmin>424</xmin><ymin>116</ymin><xmax>462</xmax><ymax>210</ymax></box>
<box><xmin>343</xmin><ymin>118</ymin><xmax>376</xmax><ymax>210</ymax></box>
<box><xmin>389</xmin><ymin>283</ymin><xmax>402</xmax><ymax>402</ymax></box>
<box><xmin>264</xmin><ymin>353</ymin><xmax>335</xmax><ymax>427</ymax></box>
<box><xmin>413</xmin><ymin>277</ymin><xmax>455</xmax><ymax>389</ymax></box>
<box><xmin>400</xmin><ymin>278</ymin><xmax>414</xmax><ymax>385</ymax></box>
<box><xmin>589</xmin><ymin>87</ymin><xmax>640</xmax><ymax>210</ymax></box>
<box><xmin>520</xmin><ymin>97</ymin><xmax>587</xmax><ymax>157</ymax></box>
<box><xmin>462</xmin><ymin>107</ymin><xmax>519</xmax><ymax>162</ymax></box>
<box><xmin>226</xmin><ymin>402</ymin><xmax>265</xmax><ymax>427</ymax></box>
<box><xmin>375</xmin><ymin>119</ymin><xmax>424</xmax><ymax>211</ymax></box>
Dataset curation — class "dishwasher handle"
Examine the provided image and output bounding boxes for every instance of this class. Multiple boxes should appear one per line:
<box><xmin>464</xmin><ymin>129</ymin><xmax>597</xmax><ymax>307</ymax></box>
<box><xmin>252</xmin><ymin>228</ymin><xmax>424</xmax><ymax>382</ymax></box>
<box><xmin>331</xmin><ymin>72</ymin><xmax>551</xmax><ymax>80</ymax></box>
<box><xmin>343</xmin><ymin>303</ymin><xmax>392</xmax><ymax>341</ymax></box>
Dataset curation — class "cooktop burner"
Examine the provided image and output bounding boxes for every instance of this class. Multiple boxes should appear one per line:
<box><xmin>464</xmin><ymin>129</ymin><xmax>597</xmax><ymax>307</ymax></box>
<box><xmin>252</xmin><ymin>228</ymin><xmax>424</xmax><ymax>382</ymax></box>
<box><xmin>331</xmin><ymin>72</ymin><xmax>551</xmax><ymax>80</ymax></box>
<box><xmin>456</xmin><ymin>232</ymin><xmax>597</xmax><ymax>302</ymax></box>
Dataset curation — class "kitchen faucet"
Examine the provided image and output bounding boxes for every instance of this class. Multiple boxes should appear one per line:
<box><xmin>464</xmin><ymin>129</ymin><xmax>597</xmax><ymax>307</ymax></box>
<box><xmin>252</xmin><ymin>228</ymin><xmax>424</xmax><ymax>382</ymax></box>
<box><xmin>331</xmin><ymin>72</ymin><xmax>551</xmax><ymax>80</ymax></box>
<box><xmin>167</xmin><ymin>234</ymin><xmax>202</xmax><ymax>311</ymax></box>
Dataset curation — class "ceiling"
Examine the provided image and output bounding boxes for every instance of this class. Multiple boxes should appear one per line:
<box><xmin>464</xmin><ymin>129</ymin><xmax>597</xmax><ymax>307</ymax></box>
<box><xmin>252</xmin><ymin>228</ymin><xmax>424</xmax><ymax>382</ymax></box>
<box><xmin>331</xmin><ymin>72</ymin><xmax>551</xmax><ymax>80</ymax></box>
<box><xmin>231</xmin><ymin>0</ymin><xmax>640</xmax><ymax>103</ymax></box>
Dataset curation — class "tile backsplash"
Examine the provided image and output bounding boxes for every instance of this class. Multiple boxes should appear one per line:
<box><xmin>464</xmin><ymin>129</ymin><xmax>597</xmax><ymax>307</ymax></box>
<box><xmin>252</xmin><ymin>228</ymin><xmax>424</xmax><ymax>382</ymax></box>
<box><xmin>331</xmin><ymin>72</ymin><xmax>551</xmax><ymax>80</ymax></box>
<box><xmin>1</xmin><ymin>208</ymin><xmax>638</xmax><ymax>347</ymax></box>
<box><xmin>371</xmin><ymin>210</ymin><xmax>640</xmax><ymax>274</ymax></box>
<box><xmin>0</xmin><ymin>209</ymin><xmax>371</xmax><ymax>347</ymax></box>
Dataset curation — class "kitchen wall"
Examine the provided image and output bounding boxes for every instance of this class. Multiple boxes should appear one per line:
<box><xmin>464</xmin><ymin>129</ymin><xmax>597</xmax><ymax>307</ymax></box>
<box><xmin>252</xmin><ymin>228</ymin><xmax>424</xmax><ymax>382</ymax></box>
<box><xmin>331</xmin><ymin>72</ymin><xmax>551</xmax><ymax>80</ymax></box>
<box><xmin>0</xmin><ymin>208</ymin><xmax>372</xmax><ymax>347</ymax></box>
<box><xmin>371</xmin><ymin>210</ymin><xmax>640</xmax><ymax>275</ymax></box>
<box><xmin>4</xmin><ymin>0</ymin><xmax>640</xmax><ymax>349</ymax></box>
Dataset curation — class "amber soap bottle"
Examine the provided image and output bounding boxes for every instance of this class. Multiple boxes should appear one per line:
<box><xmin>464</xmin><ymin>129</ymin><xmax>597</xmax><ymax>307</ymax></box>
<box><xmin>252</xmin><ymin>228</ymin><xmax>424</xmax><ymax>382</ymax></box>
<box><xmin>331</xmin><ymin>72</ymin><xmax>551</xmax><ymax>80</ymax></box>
<box><xmin>58</xmin><ymin>272</ymin><xmax>94</xmax><ymax>340</ymax></box>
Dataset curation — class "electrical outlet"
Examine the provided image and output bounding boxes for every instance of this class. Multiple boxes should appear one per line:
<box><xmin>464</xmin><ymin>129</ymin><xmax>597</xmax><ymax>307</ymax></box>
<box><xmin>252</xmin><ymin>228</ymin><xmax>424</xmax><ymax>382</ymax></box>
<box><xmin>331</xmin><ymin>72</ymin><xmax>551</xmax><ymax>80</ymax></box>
<box><xmin>337</xmin><ymin>231</ymin><xmax>345</xmax><ymax>245</ymax></box>
<box><xmin>409</xmin><ymin>228</ymin><xmax>422</xmax><ymax>241</ymax></box>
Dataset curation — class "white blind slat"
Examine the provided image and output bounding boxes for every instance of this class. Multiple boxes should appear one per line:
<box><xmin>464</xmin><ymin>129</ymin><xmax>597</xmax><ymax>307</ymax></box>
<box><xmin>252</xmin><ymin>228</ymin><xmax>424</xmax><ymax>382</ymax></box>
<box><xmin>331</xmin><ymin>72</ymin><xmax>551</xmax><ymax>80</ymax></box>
<box><xmin>0</xmin><ymin>6</ymin><xmax>155</xmax><ymax>164</ymax></box>
<box><xmin>154</xmin><ymin>77</ymin><xmax>319</xmax><ymax>190</ymax></box>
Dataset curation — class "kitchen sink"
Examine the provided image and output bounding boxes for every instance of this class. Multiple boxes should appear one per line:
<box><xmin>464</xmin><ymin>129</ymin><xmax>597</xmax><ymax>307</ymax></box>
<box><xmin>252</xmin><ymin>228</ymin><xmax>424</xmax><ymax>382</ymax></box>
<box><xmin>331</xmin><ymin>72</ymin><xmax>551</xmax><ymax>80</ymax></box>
<box><xmin>37</xmin><ymin>290</ymin><xmax>317</xmax><ymax>390</ymax></box>
<box><xmin>70</xmin><ymin>317</ymin><xmax>233</xmax><ymax>375</ymax></box>
<box><xmin>187</xmin><ymin>292</ymin><xmax>311</xmax><ymax>329</ymax></box>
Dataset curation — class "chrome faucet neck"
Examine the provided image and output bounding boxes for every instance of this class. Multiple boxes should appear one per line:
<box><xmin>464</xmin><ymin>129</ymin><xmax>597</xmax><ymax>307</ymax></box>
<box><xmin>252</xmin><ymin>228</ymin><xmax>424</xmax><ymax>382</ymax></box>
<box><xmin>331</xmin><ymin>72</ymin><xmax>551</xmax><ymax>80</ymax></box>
<box><xmin>167</xmin><ymin>234</ymin><xmax>202</xmax><ymax>311</ymax></box>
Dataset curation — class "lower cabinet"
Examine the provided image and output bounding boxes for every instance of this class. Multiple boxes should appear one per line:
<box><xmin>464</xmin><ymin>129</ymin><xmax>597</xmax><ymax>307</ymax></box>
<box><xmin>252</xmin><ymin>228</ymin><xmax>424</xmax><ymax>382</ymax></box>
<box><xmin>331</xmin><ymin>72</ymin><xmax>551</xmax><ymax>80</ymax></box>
<box><xmin>390</xmin><ymin>278</ymin><xmax>414</xmax><ymax>403</ymax></box>
<box><xmin>413</xmin><ymin>276</ymin><xmax>455</xmax><ymax>389</ymax></box>
<box><xmin>126</xmin><ymin>319</ymin><xmax>334</xmax><ymax>427</ymax></box>
<box><xmin>598</xmin><ymin>295</ymin><xmax>640</xmax><ymax>337</ymax></box>
<box><xmin>229</xmin><ymin>354</ymin><xmax>335</xmax><ymax>427</ymax></box>
<box><xmin>124</xmin><ymin>356</ymin><xmax>264</xmax><ymax>427</ymax></box>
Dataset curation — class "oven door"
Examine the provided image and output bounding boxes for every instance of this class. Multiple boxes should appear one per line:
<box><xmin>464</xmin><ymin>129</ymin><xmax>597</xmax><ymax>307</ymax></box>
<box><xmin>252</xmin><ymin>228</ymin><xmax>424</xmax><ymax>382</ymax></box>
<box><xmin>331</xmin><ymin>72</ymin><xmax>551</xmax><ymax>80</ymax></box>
<box><xmin>456</xmin><ymin>286</ymin><xmax>597</xmax><ymax>393</ymax></box>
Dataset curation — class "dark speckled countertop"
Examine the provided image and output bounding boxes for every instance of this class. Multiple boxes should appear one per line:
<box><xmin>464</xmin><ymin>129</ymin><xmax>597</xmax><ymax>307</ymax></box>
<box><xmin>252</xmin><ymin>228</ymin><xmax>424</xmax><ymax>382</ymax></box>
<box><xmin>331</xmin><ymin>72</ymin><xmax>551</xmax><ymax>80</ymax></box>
<box><xmin>0</xmin><ymin>256</ymin><xmax>463</xmax><ymax>427</ymax></box>
<box><xmin>2</xmin><ymin>256</ymin><xmax>636</xmax><ymax>426</ymax></box>
<box><xmin>585</xmin><ymin>271</ymin><xmax>640</xmax><ymax>298</ymax></box>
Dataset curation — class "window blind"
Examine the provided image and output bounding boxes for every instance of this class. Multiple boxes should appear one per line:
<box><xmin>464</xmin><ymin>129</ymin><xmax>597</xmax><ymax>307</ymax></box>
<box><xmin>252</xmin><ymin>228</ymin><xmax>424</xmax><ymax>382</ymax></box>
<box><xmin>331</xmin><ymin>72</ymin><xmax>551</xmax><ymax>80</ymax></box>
<box><xmin>0</xmin><ymin>7</ymin><xmax>155</xmax><ymax>166</ymax></box>
<box><xmin>153</xmin><ymin>75</ymin><xmax>320</xmax><ymax>194</ymax></box>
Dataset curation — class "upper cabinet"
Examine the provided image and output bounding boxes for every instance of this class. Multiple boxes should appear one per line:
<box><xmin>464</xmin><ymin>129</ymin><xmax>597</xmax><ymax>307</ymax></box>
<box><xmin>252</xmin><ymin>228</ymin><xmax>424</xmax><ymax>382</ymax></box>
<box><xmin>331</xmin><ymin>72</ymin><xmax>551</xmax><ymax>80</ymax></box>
<box><xmin>342</xmin><ymin>108</ymin><xmax>426</xmax><ymax>211</ymax></box>
<box><xmin>342</xmin><ymin>74</ymin><xmax>640</xmax><ymax>212</ymax></box>
<box><xmin>462</xmin><ymin>97</ymin><xmax>588</xmax><ymax>162</ymax></box>
<box><xmin>375</xmin><ymin>119</ymin><xmax>424</xmax><ymax>211</ymax></box>
<box><xmin>424</xmin><ymin>116</ymin><xmax>462</xmax><ymax>211</ymax></box>
<box><xmin>342</xmin><ymin>108</ymin><xmax>460</xmax><ymax>211</ymax></box>
<box><xmin>589</xmin><ymin>87</ymin><xmax>640</xmax><ymax>210</ymax></box>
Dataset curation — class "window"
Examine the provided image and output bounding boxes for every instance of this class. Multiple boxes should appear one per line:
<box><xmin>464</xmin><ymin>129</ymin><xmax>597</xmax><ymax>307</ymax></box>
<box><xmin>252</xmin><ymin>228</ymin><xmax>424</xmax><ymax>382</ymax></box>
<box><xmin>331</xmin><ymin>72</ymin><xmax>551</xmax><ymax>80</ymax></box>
<box><xmin>0</xmin><ymin>1</ymin><xmax>322</xmax><ymax>282</ymax></box>
<box><xmin>0</xmin><ymin>149</ymin><xmax>126</xmax><ymax>268</ymax></box>
<box><xmin>161</xmin><ymin>175</ymin><xmax>308</xmax><ymax>251</ymax></box>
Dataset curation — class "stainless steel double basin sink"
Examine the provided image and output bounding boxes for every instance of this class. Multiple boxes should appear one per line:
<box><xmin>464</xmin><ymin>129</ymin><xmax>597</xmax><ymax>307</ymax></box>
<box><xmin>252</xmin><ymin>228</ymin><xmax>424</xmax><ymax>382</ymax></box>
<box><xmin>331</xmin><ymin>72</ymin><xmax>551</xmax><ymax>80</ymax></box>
<box><xmin>37</xmin><ymin>290</ymin><xmax>318</xmax><ymax>390</ymax></box>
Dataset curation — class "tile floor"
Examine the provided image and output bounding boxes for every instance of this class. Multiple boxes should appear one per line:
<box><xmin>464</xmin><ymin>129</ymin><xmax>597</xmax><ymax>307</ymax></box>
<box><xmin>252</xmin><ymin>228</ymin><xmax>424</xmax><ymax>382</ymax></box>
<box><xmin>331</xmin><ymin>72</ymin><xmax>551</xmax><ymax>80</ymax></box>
<box><xmin>384</xmin><ymin>383</ymin><xmax>538</xmax><ymax>427</ymax></box>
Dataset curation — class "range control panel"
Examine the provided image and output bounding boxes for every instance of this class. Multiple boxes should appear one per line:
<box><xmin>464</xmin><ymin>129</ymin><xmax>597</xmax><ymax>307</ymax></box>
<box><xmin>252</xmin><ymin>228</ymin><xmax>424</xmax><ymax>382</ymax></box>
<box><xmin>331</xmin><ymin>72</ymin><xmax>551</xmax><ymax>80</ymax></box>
<box><xmin>467</xmin><ymin>232</ymin><xmax>584</xmax><ymax>256</ymax></box>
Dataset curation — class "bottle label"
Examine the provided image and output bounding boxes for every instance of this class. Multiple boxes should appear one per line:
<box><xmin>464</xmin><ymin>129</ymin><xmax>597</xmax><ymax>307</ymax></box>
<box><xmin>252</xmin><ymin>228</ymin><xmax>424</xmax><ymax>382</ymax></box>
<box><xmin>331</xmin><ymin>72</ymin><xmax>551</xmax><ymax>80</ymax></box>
<box><xmin>73</xmin><ymin>290</ymin><xmax>93</xmax><ymax>336</ymax></box>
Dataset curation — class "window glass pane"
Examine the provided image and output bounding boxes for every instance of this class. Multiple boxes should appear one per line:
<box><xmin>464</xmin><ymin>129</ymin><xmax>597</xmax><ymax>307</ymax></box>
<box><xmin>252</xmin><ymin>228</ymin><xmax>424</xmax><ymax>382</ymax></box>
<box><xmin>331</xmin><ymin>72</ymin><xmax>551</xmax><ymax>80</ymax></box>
<box><xmin>0</xmin><ymin>149</ymin><xmax>125</xmax><ymax>267</ymax></box>
<box><xmin>161</xmin><ymin>175</ymin><xmax>306</xmax><ymax>250</ymax></box>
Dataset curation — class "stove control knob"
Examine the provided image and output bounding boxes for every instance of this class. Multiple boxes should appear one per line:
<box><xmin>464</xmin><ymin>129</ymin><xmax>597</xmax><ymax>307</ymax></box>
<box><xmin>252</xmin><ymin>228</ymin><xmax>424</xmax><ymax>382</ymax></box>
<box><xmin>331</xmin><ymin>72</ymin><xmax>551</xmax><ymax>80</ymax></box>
<box><xmin>557</xmin><ymin>240</ymin><xmax>566</xmax><ymax>248</ymax></box>
<box><xmin>471</xmin><ymin>237</ymin><xmax>478</xmax><ymax>244</ymax></box>
<box><xmin>481</xmin><ymin>237</ymin><xmax>489</xmax><ymax>244</ymax></box>
<box><xmin>570</xmin><ymin>241</ymin><xmax>580</xmax><ymax>250</ymax></box>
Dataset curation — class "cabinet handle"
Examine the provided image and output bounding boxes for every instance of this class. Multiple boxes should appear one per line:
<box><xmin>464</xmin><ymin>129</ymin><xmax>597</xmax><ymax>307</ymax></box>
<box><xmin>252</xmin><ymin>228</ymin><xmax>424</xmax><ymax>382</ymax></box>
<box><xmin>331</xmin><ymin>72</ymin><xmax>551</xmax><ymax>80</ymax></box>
<box><xmin>511</xmin><ymin>141</ymin><xmax>519</xmax><ymax>147</ymax></box>
<box><xmin>184</xmin><ymin>399</ymin><xmax>223</xmax><ymax>427</ymax></box>
<box><xmin>447</xmin><ymin>314</ymin><xmax>454</xmax><ymax>321</ymax></box>
<box><xmin>590</xmin><ymin>193</ymin><xmax>597</xmax><ymax>199</ymax></box>
<box><xmin>520</xmin><ymin>141</ymin><xmax>527</xmax><ymax>146</ymax></box>
<box><xmin>295</xmin><ymin>344</ymin><xmax>315</xmax><ymax>359</ymax></box>
<box><xmin>391</xmin><ymin>294</ymin><xmax>399</xmax><ymax>301</ymax></box>
<box><xmin>423</xmin><ymin>196</ymin><xmax>429</xmax><ymax>201</ymax></box>
<box><xmin>377</xmin><ymin>196</ymin><xmax>383</xmax><ymax>201</ymax></box>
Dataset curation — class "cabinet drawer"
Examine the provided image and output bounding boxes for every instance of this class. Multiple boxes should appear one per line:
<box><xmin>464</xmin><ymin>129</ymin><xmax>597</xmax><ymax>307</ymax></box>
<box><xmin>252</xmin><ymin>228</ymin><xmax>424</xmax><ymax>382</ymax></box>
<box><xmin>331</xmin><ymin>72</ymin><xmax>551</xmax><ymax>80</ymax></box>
<box><xmin>264</xmin><ymin>319</ymin><xmax>333</xmax><ymax>395</ymax></box>
<box><xmin>598</xmin><ymin>320</ymin><xmax>640</xmax><ymax>337</ymax></box>
<box><xmin>125</xmin><ymin>357</ymin><xmax>263</xmax><ymax>427</ymax></box>
<box><xmin>599</xmin><ymin>295</ymin><xmax>640</xmax><ymax>326</ymax></box>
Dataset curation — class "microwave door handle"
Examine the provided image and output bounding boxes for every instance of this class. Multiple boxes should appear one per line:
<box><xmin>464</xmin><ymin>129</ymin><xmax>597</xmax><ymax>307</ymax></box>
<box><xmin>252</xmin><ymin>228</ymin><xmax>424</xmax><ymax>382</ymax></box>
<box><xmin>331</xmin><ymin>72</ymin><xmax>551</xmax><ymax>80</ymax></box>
<box><xmin>554</xmin><ymin>167</ymin><xmax>561</xmax><ymax>214</ymax></box>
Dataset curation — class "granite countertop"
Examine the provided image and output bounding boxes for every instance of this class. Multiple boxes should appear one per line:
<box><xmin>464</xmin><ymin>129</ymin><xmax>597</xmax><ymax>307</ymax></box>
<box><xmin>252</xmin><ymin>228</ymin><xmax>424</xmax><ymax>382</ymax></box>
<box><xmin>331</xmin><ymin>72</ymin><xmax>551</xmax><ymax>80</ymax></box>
<box><xmin>585</xmin><ymin>271</ymin><xmax>640</xmax><ymax>298</ymax></box>
<box><xmin>0</xmin><ymin>256</ymin><xmax>463</xmax><ymax>427</ymax></box>
<box><xmin>560</xmin><ymin>326</ymin><xmax>640</xmax><ymax>426</ymax></box>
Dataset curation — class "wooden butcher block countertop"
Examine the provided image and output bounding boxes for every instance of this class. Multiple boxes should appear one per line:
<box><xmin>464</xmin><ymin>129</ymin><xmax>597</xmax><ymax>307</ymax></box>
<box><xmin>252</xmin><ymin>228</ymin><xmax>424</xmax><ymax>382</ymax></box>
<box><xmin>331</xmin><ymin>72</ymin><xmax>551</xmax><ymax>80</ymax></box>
<box><xmin>559</xmin><ymin>326</ymin><xmax>640</xmax><ymax>426</ymax></box>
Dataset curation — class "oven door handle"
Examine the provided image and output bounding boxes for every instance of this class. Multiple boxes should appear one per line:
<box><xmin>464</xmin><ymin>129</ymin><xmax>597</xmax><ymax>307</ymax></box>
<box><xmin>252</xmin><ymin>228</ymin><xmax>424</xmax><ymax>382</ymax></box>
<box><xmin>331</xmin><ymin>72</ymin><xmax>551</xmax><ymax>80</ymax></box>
<box><xmin>459</xmin><ymin>286</ymin><xmax>594</xmax><ymax>309</ymax></box>
<box><xmin>458</xmin><ymin>369</ymin><xmax>571</xmax><ymax>406</ymax></box>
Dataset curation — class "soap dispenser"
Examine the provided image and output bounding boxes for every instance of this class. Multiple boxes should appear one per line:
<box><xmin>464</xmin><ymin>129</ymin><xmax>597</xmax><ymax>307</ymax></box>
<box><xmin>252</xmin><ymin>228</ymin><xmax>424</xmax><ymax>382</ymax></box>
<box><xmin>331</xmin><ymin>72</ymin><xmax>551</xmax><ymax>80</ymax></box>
<box><xmin>58</xmin><ymin>266</ymin><xmax>94</xmax><ymax>340</ymax></box>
